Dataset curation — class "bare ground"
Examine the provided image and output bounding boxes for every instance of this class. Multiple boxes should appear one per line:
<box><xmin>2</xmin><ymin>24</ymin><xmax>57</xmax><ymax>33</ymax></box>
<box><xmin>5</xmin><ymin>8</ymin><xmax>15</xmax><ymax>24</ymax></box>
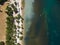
<box><xmin>0</xmin><ymin>2</ymin><xmax>8</xmax><ymax>43</ymax></box>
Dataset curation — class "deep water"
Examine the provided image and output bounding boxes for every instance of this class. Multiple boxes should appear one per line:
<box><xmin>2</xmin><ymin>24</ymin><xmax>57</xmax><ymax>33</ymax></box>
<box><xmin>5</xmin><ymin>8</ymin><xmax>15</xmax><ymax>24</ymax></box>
<box><xmin>24</xmin><ymin>0</ymin><xmax>60</xmax><ymax>45</ymax></box>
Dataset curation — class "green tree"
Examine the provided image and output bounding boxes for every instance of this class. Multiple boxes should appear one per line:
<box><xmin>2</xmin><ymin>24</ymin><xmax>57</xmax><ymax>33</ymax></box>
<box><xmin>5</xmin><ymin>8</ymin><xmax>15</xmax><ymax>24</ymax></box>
<box><xmin>16</xmin><ymin>20</ymin><xmax>20</xmax><ymax>24</ymax></box>
<box><xmin>0</xmin><ymin>41</ymin><xmax>5</xmax><ymax>45</ymax></box>
<box><xmin>17</xmin><ymin>43</ymin><xmax>21</xmax><ymax>45</ymax></box>
<box><xmin>6</xmin><ymin>6</ymin><xmax>13</xmax><ymax>16</ymax></box>
<box><xmin>20</xmin><ymin>36</ymin><xmax>23</xmax><ymax>40</ymax></box>
<box><xmin>11</xmin><ymin>4</ymin><xmax>18</xmax><ymax>13</ymax></box>
<box><xmin>0</xmin><ymin>0</ymin><xmax>7</xmax><ymax>5</ymax></box>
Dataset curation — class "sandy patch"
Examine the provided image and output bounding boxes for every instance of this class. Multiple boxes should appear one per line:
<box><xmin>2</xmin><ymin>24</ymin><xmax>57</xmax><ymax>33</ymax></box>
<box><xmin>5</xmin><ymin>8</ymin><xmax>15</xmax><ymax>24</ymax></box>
<box><xmin>0</xmin><ymin>2</ymin><xmax>8</xmax><ymax>42</ymax></box>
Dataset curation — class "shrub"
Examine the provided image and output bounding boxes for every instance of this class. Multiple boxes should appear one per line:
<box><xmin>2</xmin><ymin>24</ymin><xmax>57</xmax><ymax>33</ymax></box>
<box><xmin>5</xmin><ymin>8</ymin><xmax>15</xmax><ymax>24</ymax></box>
<box><xmin>6</xmin><ymin>6</ymin><xmax>13</xmax><ymax>16</ymax></box>
<box><xmin>11</xmin><ymin>4</ymin><xmax>18</xmax><ymax>13</ymax></box>
<box><xmin>17</xmin><ymin>43</ymin><xmax>21</xmax><ymax>45</ymax></box>
<box><xmin>13</xmin><ymin>24</ymin><xmax>16</xmax><ymax>29</ymax></box>
<box><xmin>16</xmin><ymin>20</ymin><xmax>20</xmax><ymax>24</ymax></box>
<box><xmin>14</xmin><ymin>14</ymin><xmax>21</xmax><ymax>20</ymax></box>
<box><xmin>20</xmin><ymin>36</ymin><xmax>23</xmax><ymax>40</ymax></box>
<box><xmin>0</xmin><ymin>41</ymin><xmax>5</xmax><ymax>45</ymax></box>
<box><xmin>14</xmin><ymin>2</ymin><xmax>17</xmax><ymax>6</ymax></box>
<box><xmin>20</xmin><ymin>32</ymin><xmax>23</xmax><ymax>35</ymax></box>
<box><xmin>18</xmin><ymin>14</ymin><xmax>21</xmax><ymax>19</ymax></box>
<box><xmin>21</xmin><ymin>27</ymin><xmax>24</xmax><ymax>29</ymax></box>
<box><xmin>21</xmin><ymin>19</ymin><xmax>23</xmax><ymax>23</ymax></box>
<box><xmin>6</xmin><ymin>16</ymin><xmax>14</xmax><ymax>45</ymax></box>
<box><xmin>0</xmin><ymin>0</ymin><xmax>7</xmax><ymax>5</ymax></box>
<box><xmin>17</xmin><ymin>26</ymin><xmax>20</xmax><ymax>28</ymax></box>
<box><xmin>17</xmin><ymin>35</ymin><xmax>19</xmax><ymax>38</ymax></box>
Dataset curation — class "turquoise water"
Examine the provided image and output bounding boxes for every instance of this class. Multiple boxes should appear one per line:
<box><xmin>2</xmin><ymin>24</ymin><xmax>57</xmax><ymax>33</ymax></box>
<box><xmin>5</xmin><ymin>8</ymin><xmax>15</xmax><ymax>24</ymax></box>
<box><xmin>24</xmin><ymin>0</ymin><xmax>60</xmax><ymax>45</ymax></box>
<box><xmin>45</xmin><ymin>0</ymin><xmax>60</xmax><ymax>45</ymax></box>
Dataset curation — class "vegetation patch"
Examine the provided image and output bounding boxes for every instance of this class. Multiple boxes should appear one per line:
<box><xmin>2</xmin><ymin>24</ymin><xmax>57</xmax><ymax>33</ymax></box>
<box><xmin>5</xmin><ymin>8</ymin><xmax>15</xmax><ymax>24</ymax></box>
<box><xmin>0</xmin><ymin>0</ymin><xmax>7</xmax><ymax>5</ymax></box>
<box><xmin>20</xmin><ymin>36</ymin><xmax>23</xmax><ymax>40</ymax></box>
<box><xmin>11</xmin><ymin>4</ymin><xmax>18</xmax><ymax>13</ymax></box>
<box><xmin>0</xmin><ymin>41</ymin><xmax>5</xmax><ymax>45</ymax></box>
<box><xmin>6</xmin><ymin>6</ymin><xmax>15</xmax><ymax>45</ymax></box>
<box><xmin>6</xmin><ymin>6</ymin><xmax>13</xmax><ymax>16</ymax></box>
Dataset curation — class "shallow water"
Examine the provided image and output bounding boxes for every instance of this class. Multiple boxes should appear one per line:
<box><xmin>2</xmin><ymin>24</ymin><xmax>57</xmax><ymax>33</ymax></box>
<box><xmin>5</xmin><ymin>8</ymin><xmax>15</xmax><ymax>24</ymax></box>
<box><xmin>24</xmin><ymin>0</ymin><xmax>34</xmax><ymax>33</ymax></box>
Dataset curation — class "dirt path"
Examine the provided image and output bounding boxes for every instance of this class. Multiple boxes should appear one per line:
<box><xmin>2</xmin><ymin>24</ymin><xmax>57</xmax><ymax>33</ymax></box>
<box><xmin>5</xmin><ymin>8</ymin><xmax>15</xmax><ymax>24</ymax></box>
<box><xmin>0</xmin><ymin>2</ymin><xmax>8</xmax><ymax>43</ymax></box>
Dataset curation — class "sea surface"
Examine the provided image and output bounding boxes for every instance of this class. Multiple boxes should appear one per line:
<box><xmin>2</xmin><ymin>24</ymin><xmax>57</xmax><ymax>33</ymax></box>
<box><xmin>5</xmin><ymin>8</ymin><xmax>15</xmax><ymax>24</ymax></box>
<box><xmin>24</xmin><ymin>0</ymin><xmax>60</xmax><ymax>45</ymax></box>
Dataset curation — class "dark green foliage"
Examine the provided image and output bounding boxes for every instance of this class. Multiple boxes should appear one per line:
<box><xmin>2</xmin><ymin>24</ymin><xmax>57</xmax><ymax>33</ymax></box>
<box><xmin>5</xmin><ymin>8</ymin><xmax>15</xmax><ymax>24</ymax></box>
<box><xmin>20</xmin><ymin>36</ymin><xmax>23</xmax><ymax>40</ymax></box>
<box><xmin>11</xmin><ymin>4</ymin><xmax>15</xmax><ymax>8</ymax></box>
<box><xmin>17</xmin><ymin>36</ymin><xmax>19</xmax><ymax>38</ymax></box>
<box><xmin>16</xmin><ymin>20</ymin><xmax>20</xmax><ymax>24</ymax></box>
<box><xmin>6</xmin><ymin>16</ymin><xmax>14</xmax><ymax>45</ymax></box>
<box><xmin>17</xmin><ymin>14</ymin><xmax>24</xmax><ymax>20</ymax></box>
<box><xmin>6</xmin><ymin>8</ymin><xmax>15</xmax><ymax>45</ymax></box>
<box><xmin>13</xmin><ymin>24</ymin><xmax>16</xmax><ymax>29</ymax></box>
<box><xmin>21</xmin><ymin>27</ymin><xmax>24</xmax><ymax>29</ymax></box>
<box><xmin>14</xmin><ymin>7</ymin><xmax>18</xmax><ymax>13</ymax></box>
<box><xmin>0</xmin><ymin>0</ymin><xmax>7</xmax><ymax>5</ymax></box>
<box><xmin>14</xmin><ymin>14</ymin><xmax>24</xmax><ymax>21</ymax></box>
<box><xmin>21</xmin><ymin>20</ymin><xmax>23</xmax><ymax>23</ymax></box>
<box><xmin>20</xmin><ymin>32</ymin><xmax>23</xmax><ymax>34</ymax></box>
<box><xmin>14</xmin><ymin>14</ymin><xmax>21</xmax><ymax>20</ymax></box>
<box><xmin>20</xmin><ymin>16</ymin><xmax>24</xmax><ymax>20</ymax></box>
<box><xmin>17</xmin><ymin>43</ymin><xmax>21</xmax><ymax>45</ymax></box>
<box><xmin>0</xmin><ymin>41</ymin><xmax>5</xmax><ymax>45</ymax></box>
<box><xmin>11</xmin><ymin>4</ymin><xmax>18</xmax><ymax>13</ymax></box>
<box><xmin>17</xmin><ymin>14</ymin><xmax>21</xmax><ymax>20</ymax></box>
<box><xmin>6</xmin><ymin>6</ymin><xmax>13</xmax><ymax>16</ymax></box>
<box><xmin>17</xmin><ymin>26</ymin><xmax>20</xmax><ymax>28</ymax></box>
<box><xmin>6</xmin><ymin>16</ymin><xmax>14</xmax><ymax>23</ymax></box>
<box><xmin>14</xmin><ymin>2</ymin><xmax>17</xmax><ymax>5</ymax></box>
<box><xmin>6</xmin><ymin>40</ymin><xmax>15</xmax><ymax>45</ymax></box>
